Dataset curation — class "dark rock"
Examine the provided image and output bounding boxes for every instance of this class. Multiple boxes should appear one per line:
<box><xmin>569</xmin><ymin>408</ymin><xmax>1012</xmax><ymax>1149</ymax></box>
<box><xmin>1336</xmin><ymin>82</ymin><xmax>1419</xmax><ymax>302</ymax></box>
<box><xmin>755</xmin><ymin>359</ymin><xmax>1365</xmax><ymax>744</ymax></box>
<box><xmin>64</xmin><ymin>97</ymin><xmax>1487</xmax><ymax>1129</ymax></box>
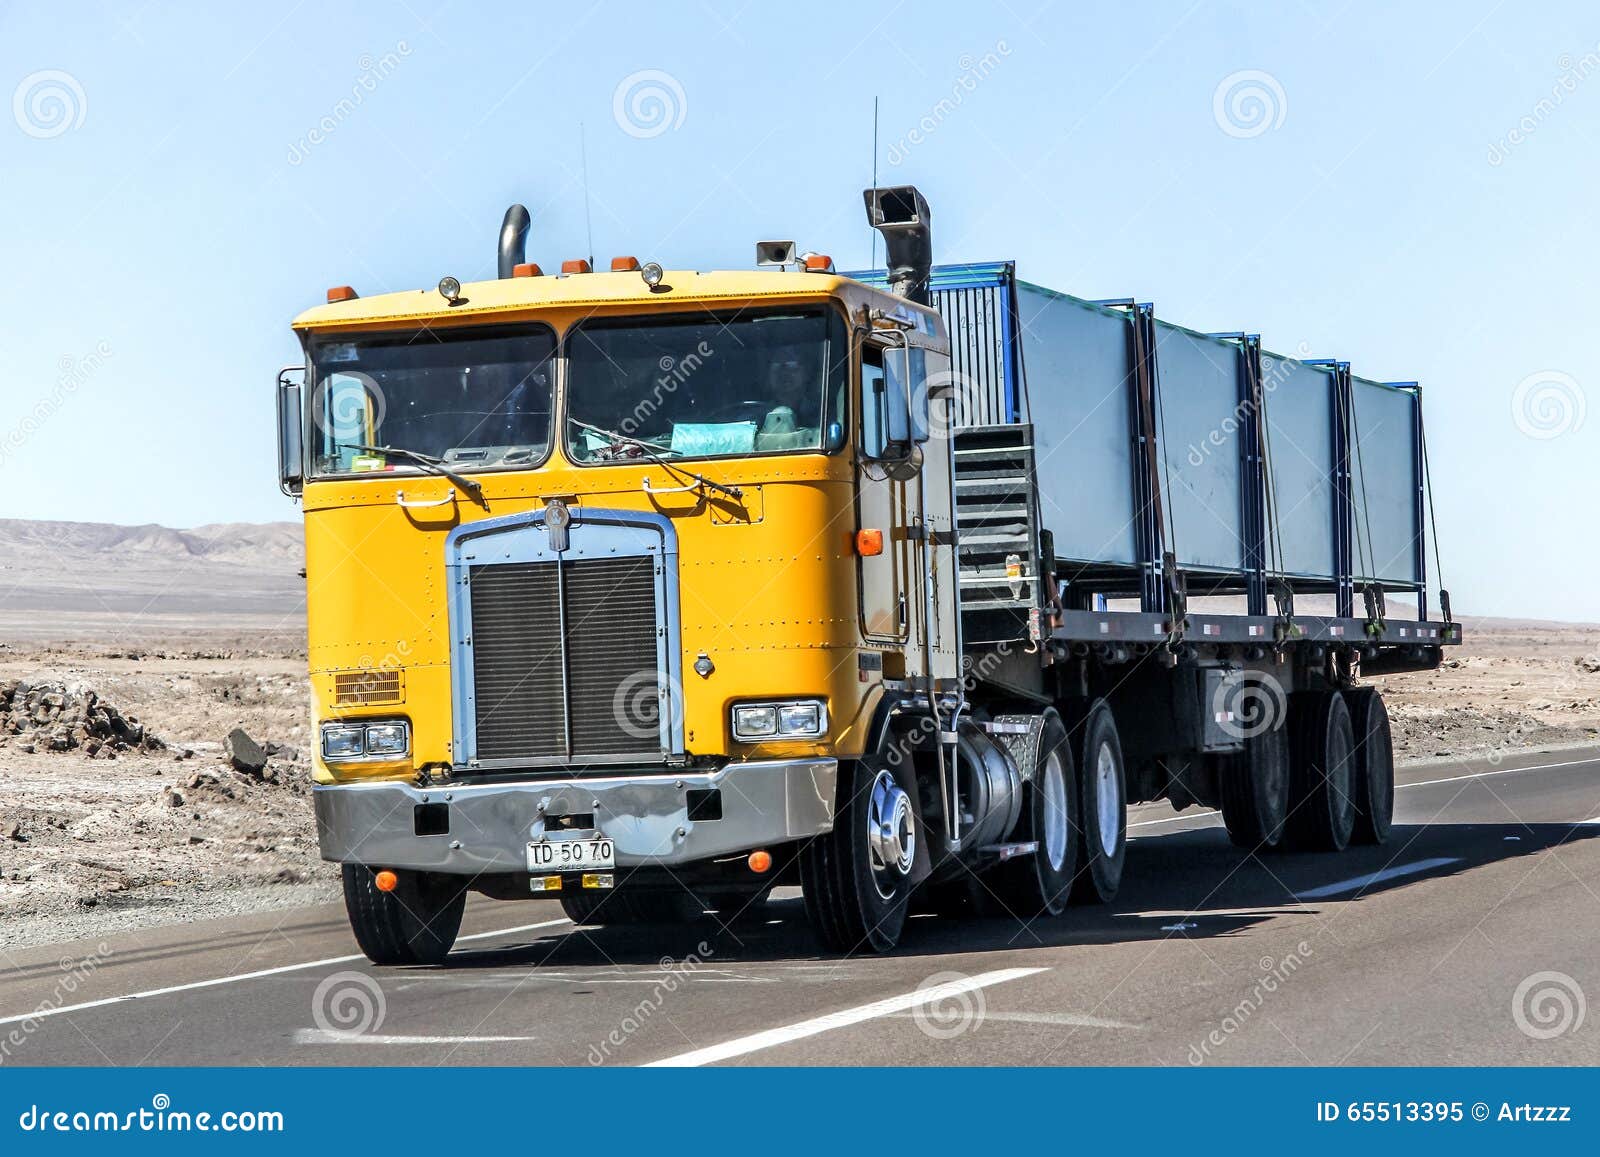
<box><xmin>226</xmin><ymin>728</ymin><xmax>268</xmax><ymax>774</ymax></box>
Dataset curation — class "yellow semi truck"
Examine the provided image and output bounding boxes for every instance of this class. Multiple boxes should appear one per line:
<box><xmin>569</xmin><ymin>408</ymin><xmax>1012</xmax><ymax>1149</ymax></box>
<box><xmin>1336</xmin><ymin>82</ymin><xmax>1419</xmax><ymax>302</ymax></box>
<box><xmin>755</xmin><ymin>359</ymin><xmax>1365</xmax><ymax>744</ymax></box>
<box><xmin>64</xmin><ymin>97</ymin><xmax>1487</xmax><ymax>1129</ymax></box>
<box><xmin>277</xmin><ymin>187</ymin><xmax>1457</xmax><ymax>964</ymax></box>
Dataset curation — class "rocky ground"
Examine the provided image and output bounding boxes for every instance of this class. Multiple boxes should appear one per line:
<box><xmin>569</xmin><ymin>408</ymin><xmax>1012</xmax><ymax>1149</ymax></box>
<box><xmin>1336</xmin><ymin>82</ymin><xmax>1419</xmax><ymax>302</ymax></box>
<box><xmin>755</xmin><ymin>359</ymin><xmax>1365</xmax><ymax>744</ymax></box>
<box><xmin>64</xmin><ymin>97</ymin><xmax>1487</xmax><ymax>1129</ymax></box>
<box><xmin>0</xmin><ymin>617</ymin><xmax>1595</xmax><ymax>951</ymax></box>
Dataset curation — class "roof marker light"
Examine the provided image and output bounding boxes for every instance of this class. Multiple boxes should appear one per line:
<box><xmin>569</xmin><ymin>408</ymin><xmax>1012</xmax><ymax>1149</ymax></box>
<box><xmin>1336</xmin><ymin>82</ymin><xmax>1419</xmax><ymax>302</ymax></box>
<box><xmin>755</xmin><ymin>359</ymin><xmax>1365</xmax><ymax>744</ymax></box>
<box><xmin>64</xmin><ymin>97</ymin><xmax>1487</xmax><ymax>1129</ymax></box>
<box><xmin>610</xmin><ymin>256</ymin><xmax>640</xmax><ymax>272</ymax></box>
<box><xmin>801</xmin><ymin>252</ymin><xmax>835</xmax><ymax>273</ymax></box>
<box><xmin>562</xmin><ymin>258</ymin><xmax>592</xmax><ymax>275</ymax></box>
<box><xmin>326</xmin><ymin>285</ymin><xmax>358</xmax><ymax>303</ymax></box>
<box><xmin>512</xmin><ymin>262</ymin><xmax>543</xmax><ymax>277</ymax></box>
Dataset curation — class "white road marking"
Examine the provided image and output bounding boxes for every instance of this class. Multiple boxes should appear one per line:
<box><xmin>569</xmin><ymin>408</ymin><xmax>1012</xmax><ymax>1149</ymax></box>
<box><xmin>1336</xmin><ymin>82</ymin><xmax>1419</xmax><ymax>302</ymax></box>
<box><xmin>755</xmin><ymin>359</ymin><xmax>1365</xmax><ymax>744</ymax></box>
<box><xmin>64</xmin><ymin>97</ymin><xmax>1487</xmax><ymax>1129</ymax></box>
<box><xmin>295</xmin><ymin>1029</ymin><xmax>538</xmax><ymax>1045</ymax></box>
<box><xmin>1130</xmin><ymin>754</ymin><xmax>1600</xmax><ymax>834</ymax></box>
<box><xmin>0</xmin><ymin>917</ymin><xmax>572</xmax><ymax>1029</ymax></box>
<box><xmin>886</xmin><ymin>1009</ymin><xmax>1139</xmax><ymax>1030</ymax></box>
<box><xmin>642</xmin><ymin>967</ymin><xmax>1047</xmax><ymax>1068</ymax></box>
<box><xmin>1294</xmin><ymin>857</ymin><xmax>1461</xmax><ymax>901</ymax></box>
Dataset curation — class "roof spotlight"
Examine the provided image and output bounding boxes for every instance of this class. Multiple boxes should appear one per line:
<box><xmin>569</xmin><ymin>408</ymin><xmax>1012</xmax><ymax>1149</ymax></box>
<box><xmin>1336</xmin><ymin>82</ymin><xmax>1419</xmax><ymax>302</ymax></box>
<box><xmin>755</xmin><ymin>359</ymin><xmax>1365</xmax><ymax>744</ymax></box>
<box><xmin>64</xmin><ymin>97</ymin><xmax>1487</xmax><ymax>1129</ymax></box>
<box><xmin>437</xmin><ymin>276</ymin><xmax>463</xmax><ymax>304</ymax></box>
<box><xmin>640</xmin><ymin>261</ymin><xmax>665</xmax><ymax>289</ymax></box>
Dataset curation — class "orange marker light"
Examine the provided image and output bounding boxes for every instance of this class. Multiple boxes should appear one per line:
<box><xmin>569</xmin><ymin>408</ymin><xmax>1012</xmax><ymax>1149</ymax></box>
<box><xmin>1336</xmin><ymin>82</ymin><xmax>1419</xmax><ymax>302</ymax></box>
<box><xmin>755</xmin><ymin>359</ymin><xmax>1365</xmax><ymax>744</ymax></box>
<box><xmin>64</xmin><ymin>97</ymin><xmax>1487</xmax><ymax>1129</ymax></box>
<box><xmin>512</xmin><ymin>262</ymin><xmax>543</xmax><ymax>277</ymax></box>
<box><xmin>610</xmin><ymin>256</ymin><xmax>640</xmax><ymax>272</ymax></box>
<box><xmin>802</xmin><ymin>253</ymin><xmax>834</xmax><ymax>272</ymax></box>
<box><xmin>855</xmin><ymin>528</ymin><xmax>884</xmax><ymax>557</ymax></box>
<box><xmin>326</xmin><ymin>285</ymin><xmax>358</xmax><ymax>303</ymax></box>
<box><xmin>561</xmin><ymin>258</ymin><xmax>593</xmax><ymax>275</ymax></box>
<box><xmin>374</xmin><ymin>869</ymin><xmax>398</xmax><ymax>893</ymax></box>
<box><xmin>748</xmin><ymin>849</ymin><xmax>773</xmax><ymax>874</ymax></box>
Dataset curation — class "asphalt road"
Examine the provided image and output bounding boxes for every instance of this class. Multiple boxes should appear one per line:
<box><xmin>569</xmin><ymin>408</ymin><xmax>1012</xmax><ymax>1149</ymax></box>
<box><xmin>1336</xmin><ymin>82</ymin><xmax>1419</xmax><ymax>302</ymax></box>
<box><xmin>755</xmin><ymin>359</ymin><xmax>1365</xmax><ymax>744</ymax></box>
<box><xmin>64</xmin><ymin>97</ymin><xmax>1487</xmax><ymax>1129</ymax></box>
<box><xmin>5</xmin><ymin>746</ymin><xmax>1599</xmax><ymax>1067</ymax></box>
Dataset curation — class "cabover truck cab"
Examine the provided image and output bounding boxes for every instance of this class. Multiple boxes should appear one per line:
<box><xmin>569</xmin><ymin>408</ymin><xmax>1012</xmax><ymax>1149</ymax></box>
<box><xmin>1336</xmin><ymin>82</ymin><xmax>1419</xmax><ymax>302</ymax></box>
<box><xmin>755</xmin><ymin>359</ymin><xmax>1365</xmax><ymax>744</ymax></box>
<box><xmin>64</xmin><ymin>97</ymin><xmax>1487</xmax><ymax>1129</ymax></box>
<box><xmin>277</xmin><ymin>187</ymin><xmax>1459</xmax><ymax>965</ymax></box>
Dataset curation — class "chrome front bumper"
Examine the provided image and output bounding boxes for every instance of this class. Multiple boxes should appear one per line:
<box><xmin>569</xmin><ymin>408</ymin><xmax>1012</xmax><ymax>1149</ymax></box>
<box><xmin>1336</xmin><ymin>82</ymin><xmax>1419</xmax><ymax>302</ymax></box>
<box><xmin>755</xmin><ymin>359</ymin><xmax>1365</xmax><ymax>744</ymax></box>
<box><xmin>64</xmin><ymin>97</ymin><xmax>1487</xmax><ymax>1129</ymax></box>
<box><xmin>313</xmin><ymin>759</ymin><xmax>838</xmax><ymax>874</ymax></box>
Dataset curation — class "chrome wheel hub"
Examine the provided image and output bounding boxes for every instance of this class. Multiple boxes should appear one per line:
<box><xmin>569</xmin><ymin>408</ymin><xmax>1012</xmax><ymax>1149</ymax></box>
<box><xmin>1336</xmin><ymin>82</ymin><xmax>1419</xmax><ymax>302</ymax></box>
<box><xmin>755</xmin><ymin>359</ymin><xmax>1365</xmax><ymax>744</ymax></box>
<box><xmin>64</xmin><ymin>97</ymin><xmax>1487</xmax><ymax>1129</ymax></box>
<box><xmin>866</xmin><ymin>769</ymin><xmax>916</xmax><ymax>896</ymax></box>
<box><xmin>1040</xmin><ymin>750</ymin><xmax>1069</xmax><ymax>871</ymax></box>
<box><xmin>1095</xmin><ymin>741</ymin><xmax>1121</xmax><ymax>858</ymax></box>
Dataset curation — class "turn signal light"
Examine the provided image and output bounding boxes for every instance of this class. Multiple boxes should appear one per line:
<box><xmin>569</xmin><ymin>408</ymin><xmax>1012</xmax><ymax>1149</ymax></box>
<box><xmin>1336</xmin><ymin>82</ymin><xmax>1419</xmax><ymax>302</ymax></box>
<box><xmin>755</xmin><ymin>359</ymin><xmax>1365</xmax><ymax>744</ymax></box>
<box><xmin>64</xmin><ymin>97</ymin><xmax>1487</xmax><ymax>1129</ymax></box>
<box><xmin>855</xmin><ymin>528</ymin><xmax>884</xmax><ymax>557</ymax></box>
<box><xmin>374</xmin><ymin>869</ymin><xmax>398</xmax><ymax>893</ymax></box>
<box><xmin>512</xmin><ymin>262</ymin><xmax>543</xmax><ymax>277</ymax></box>
<box><xmin>326</xmin><ymin>285</ymin><xmax>358</xmax><ymax>303</ymax></box>
<box><xmin>610</xmin><ymin>256</ymin><xmax>640</xmax><ymax>271</ymax></box>
<box><xmin>748</xmin><ymin>849</ymin><xmax>773</xmax><ymax>874</ymax></box>
<box><xmin>562</xmin><ymin>258</ymin><xmax>592</xmax><ymax>274</ymax></box>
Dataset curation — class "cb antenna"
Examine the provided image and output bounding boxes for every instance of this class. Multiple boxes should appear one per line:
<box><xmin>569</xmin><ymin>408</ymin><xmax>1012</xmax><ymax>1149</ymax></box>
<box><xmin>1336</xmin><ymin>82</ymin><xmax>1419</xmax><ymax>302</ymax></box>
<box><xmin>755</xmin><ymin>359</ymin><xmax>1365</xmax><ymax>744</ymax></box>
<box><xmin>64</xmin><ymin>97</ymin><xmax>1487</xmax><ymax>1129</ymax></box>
<box><xmin>870</xmin><ymin>96</ymin><xmax>879</xmax><ymax>269</ymax></box>
<box><xmin>580</xmin><ymin>121</ymin><xmax>595</xmax><ymax>268</ymax></box>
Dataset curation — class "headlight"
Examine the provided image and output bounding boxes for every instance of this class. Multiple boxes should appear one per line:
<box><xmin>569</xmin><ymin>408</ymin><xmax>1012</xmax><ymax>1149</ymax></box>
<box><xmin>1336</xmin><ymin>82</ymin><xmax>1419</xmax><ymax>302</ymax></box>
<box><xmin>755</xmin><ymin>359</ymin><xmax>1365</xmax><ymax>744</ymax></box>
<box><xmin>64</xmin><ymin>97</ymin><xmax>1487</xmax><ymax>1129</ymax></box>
<box><xmin>732</xmin><ymin>700</ymin><xmax>827</xmax><ymax>742</ymax></box>
<box><xmin>320</xmin><ymin>719</ymin><xmax>410</xmax><ymax>762</ymax></box>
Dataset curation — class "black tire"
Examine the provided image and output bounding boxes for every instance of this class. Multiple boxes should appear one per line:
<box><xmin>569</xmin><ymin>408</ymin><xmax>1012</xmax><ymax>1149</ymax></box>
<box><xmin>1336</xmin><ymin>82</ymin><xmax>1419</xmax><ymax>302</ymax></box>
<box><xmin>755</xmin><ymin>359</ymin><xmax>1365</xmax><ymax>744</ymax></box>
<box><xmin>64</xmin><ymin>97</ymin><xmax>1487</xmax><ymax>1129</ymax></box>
<box><xmin>800</xmin><ymin>758</ymin><xmax>916</xmax><ymax>953</ymax></box>
<box><xmin>1218</xmin><ymin>722</ymin><xmax>1291</xmax><ymax>850</ymax></box>
<box><xmin>1065</xmin><ymin>699</ymin><xmax>1126</xmax><ymax>904</ymax></box>
<box><xmin>1282</xmin><ymin>691</ymin><xmax>1357</xmax><ymax>852</ymax></box>
<box><xmin>1347</xmin><ymin>687</ymin><xmax>1395</xmax><ymax>846</ymax></box>
<box><xmin>341</xmin><ymin>865</ymin><xmax>467</xmax><ymax>966</ymax></box>
<box><xmin>560</xmin><ymin>887</ymin><xmax>703</xmax><ymax>925</ymax></box>
<box><xmin>992</xmin><ymin>711</ymin><xmax>1079</xmax><ymax>919</ymax></box>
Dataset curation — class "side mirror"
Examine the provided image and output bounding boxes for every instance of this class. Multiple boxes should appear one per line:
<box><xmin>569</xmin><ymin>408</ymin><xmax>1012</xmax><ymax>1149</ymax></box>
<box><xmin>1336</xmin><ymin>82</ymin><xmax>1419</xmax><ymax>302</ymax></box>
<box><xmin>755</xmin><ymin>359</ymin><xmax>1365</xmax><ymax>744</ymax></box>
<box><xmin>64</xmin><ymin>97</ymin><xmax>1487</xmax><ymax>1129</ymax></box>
<box><xmin>276</xmin><ymin>365</ymin><xmax>305</xmax><ymax>496</ymax></box>
<box><xmin>881</xmin><ymin>340</ymin><xmax>931</xmax><ymax>455</ymax></box>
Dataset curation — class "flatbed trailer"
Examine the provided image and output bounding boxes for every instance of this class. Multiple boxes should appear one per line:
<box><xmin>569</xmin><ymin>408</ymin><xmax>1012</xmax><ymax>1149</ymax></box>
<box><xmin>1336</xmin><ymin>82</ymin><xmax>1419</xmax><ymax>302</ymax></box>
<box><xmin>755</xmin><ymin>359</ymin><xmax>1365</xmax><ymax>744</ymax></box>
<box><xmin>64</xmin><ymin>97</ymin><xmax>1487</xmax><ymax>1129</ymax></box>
<box><xmin>280</xmin><ymin>185</ymin><xmax>1459</xmax><ymax>962</ymax></box>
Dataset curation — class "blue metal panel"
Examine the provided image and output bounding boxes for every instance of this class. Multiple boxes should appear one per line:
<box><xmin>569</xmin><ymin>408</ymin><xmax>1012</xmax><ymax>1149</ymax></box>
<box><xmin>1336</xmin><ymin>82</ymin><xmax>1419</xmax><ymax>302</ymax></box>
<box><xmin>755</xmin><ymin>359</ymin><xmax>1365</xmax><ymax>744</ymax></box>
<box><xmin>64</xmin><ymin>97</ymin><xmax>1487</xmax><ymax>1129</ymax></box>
<box><xmin>1261</xmin><ymin>353</ymin><xmax>1340</xmax><ymax>581</ymax></box>
<box><xmin>445</xmin><ymin>507</ymin><xmax>682</xmax><ymax>766</ymax></box>
<box><xmin>1349</xmin><ymin>375</ymin><xmax>1422</xmax><ymax>588</ymax></box>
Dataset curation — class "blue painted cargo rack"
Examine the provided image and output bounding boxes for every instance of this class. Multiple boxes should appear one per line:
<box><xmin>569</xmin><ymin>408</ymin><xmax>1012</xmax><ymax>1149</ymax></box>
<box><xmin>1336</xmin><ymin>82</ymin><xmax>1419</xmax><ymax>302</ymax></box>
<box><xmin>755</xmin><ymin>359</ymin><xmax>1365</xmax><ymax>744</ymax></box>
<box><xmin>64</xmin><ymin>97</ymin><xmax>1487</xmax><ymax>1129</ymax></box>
<box><xmin>851</xmin><ymin>262</ymin><xmax>1458</xmax><ymax>674</ymax></box>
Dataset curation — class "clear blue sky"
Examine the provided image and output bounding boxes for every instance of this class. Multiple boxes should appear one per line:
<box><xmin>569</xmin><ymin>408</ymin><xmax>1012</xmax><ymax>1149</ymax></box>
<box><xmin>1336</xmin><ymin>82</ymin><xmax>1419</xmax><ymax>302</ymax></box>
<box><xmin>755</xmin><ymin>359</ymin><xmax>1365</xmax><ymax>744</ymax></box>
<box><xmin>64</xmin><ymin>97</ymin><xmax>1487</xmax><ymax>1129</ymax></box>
<box><xmin>1</xmin><ymin>2</ymin><xmax>1596</xmax><ymax>620</ymax></box>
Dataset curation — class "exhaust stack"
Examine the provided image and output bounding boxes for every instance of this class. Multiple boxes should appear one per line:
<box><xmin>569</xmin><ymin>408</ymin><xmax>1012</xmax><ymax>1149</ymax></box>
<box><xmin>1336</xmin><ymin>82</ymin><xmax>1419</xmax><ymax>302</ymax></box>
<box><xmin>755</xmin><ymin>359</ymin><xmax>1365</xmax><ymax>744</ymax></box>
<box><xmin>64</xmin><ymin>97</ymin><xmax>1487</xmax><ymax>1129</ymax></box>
<box><xmin>862</xmin><ymin>185</ymin><xmax>932</xmax><ymax>306</ymax></box>
<box><xmin>497</xmin><ymin>204</ymin><xmax>531</xmax><ymax>279</ymax></box>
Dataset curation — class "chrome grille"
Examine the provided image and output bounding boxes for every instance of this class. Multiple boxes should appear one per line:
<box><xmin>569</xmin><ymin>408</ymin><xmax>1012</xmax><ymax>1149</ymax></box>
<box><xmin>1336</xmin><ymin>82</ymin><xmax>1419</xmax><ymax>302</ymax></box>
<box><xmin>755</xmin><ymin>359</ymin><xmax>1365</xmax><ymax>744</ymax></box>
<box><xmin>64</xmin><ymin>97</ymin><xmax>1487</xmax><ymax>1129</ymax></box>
<box><xmin>468</xmin><ymin>556</ymin><xmax>662</xmax><ymax>764</ymax></box>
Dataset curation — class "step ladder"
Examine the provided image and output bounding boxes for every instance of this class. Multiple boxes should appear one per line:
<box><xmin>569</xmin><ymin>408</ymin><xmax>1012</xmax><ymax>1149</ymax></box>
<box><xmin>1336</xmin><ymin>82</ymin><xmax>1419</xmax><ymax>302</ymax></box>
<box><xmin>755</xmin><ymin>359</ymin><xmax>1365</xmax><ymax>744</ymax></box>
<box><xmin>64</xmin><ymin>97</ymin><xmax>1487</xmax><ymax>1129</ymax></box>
<box><xmin>952</xmin><ymin>423</ymin><xmax>1045</xmax><ymax>645</ymax></box>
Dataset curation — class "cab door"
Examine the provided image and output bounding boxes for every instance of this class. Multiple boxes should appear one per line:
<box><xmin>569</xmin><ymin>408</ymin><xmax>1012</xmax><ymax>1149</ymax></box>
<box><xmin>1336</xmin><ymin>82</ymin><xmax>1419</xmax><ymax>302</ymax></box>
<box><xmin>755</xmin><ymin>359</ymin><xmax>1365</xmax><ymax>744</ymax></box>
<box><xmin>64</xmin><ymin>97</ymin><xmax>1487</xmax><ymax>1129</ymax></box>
<box><xmin>857</xmin><ymin>342</ymin><xmax>909</xmax><ymax>640</ymax></box>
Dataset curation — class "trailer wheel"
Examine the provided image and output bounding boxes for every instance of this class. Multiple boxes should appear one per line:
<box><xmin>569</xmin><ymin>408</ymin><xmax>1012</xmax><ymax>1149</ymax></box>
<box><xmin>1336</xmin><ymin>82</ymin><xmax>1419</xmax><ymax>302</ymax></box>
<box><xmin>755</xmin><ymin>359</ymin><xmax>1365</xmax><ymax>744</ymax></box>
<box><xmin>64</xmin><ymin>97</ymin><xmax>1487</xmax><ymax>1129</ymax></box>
<box><xmin>1066</xmin><ymin>700</ymin><xmax>1126</xmax><ymax>904</ymax></box>
<box><xmin>1283</xmin><ymin>691</ymin><xmax>1357</xmax><ymax>852</ymax></box>
<box><xmin>992</xmin><ymin>711</ymin><xmax>1079</xmax><ymax>918</ymax></box>
<box><xmin>1346</xmin><ymin>688</ymin><xmax>1394</xmax><ymax>846</ymax></box>
<box><xmin>341</xmin><ymin>865</ymin><xmax>466</xmax><ymax>966</ymax></box>
<box><xmin>800</xmin><ymin>759</ymin><xmax>914</xmax><ymax>953</ymax></box>
<box><xmin>1217</xmin><ymin>722</ymin><xmax>1291</xmax><ymax>850</ymax></box>
<box><xmin>560</xmin><ymin>888</ymin><xmax>703</xmax><ymax>926</ymax></box>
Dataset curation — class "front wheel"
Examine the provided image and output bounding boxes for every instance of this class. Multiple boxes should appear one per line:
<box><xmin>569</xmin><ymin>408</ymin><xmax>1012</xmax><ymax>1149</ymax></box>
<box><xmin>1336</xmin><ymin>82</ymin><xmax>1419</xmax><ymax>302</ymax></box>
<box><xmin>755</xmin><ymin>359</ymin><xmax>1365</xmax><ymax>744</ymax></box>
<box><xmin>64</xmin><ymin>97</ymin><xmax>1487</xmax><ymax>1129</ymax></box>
<box><xmin>1066</xmin><ymin>699</ymin><xmax>1127</xmax><ymax>904</ymax></box>
<box><xmin>800</xmin><ymin>760</ymin><xmax>916</xmax><ymax>953</ymax></box>
<box><xmin>341</xmin><ymin>865</ymin><xmax>466</xmax><ymax>966</ymax></box>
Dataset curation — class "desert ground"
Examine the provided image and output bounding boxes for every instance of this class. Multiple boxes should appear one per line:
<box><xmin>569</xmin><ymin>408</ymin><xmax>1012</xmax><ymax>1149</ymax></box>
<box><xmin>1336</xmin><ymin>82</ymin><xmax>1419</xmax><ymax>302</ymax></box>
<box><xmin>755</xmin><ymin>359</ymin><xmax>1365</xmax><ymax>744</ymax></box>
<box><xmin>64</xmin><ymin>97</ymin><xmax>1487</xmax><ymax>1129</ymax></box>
<box><xmin>1</xmin><ymin>518</ymin><xmax>1596</xmax><ymax>951</ymax></box>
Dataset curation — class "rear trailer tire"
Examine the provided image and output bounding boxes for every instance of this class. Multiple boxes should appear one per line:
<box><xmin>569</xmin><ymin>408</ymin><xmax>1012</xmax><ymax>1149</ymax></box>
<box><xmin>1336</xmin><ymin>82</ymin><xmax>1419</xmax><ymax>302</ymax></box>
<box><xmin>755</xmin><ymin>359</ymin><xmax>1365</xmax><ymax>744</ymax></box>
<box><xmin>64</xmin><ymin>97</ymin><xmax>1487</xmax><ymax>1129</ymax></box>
<box><xmin>1346</xmin><ymin>688</ymin><xmax>1395</xmax><ymax>846</ymax></box>
<box><xmin>341</xmin><ymin>865</ymin><xmax>466</xmax><ymax>966</ymax></box>
<box><xmin>560</xmin><ymin>888</ymin><xmax>703</xmax><ymax>926</ymax></box>
<box><xmin>800</xmin><ymin>759</ymin><xmax>915</xmax><ymax>953</ymax></box>
<box><xmin>1217</xmin><ymin>721</ymin><xmax>1291</xmax><ymax>851</ymax></box>
<box><xmin>992</xmin><ymin>711</ymin><xmax>1079</xmax><ymax>919</ymax></box>
<box><xmin>1283</xmin><ymin>691</ymin><xmax>1357</xmax><ymax>853</ymax></box>
<box><xmin>1065</xmin><ymin>700</ymin><xmax>1127</xmax><ymax>904</ymax></box>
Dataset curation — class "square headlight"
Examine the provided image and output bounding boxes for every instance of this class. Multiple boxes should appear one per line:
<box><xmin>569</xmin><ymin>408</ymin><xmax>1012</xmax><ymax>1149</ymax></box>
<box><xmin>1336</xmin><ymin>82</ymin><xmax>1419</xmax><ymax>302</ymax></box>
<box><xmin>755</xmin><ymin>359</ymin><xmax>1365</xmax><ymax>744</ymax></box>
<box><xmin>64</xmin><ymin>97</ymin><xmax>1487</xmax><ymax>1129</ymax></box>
<box><xmin>364</xmin><ymin>721</ymin><xmax>409</xmax><ymax>755</ymax></box>
<box><xmin>732</xmin><ymin>700</ymin><xmax>827</xmax><ymax>741</ymax></box>
<box><xmin>320</xmin><ymin>724</ymin><xmax>366</xmax><ymax>759</ymax></box>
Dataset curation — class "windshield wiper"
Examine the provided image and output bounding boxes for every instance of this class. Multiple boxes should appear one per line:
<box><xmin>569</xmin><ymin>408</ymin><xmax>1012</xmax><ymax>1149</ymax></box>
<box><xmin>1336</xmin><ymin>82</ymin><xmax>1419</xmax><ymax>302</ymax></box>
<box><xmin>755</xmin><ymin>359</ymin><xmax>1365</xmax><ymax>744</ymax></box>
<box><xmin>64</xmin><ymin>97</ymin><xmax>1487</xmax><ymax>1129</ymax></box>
<box><xmin>568</xmin><ymin>419</ymin><xmax>742</xmax><ymax>500</ymax></box>
<box><xmin>343</xmin><ymin>443</ymin><xmax>487</xmax><ymax>506</ymax></box>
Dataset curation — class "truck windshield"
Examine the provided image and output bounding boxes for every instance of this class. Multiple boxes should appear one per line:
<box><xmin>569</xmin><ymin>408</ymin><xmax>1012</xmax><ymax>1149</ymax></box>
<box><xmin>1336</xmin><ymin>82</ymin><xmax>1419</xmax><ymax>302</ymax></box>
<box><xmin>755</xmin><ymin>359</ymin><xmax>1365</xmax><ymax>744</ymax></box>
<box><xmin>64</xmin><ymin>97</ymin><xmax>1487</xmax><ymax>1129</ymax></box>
<box><xmin>308</xmin><ymin>325</ymin><xmax>556</xmax><ymax>477</ymax></box>
<box><xmin>565</xmin><ymin>310</ymin><xmax>846</xmax><ymax>462</ymax></box>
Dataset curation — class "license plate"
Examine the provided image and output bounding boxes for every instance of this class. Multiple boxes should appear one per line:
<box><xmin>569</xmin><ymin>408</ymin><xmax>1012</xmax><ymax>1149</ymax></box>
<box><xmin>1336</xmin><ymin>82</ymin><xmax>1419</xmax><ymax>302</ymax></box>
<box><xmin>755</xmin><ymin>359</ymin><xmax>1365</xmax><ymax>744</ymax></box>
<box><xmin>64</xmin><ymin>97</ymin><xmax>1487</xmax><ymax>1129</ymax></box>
<box><xmin>527</xmin><ymin>837</ymin><xmax>615</xmax><ymax>872</ymax></box>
